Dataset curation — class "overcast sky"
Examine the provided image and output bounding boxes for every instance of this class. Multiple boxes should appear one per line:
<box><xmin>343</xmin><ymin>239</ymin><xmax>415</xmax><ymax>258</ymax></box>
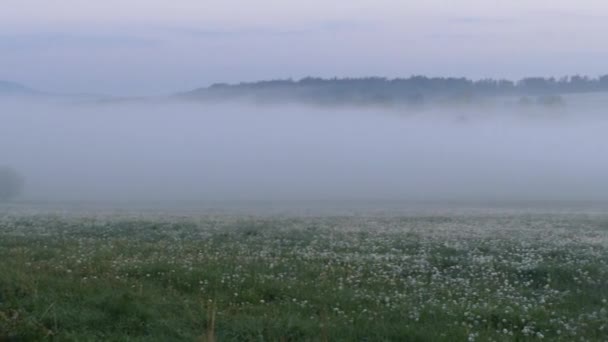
<box><xmin>1</xmin><ymin>0</ymin><xmax>608</xmax><ymax>95</ymax></box>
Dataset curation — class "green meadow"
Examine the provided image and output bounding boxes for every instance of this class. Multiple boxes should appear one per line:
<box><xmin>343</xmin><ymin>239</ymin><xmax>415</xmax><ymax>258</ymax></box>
<box><xmin>1</xmin><ymin>213</ymin><xmax>607</xmax><ymax>341</ymax></box>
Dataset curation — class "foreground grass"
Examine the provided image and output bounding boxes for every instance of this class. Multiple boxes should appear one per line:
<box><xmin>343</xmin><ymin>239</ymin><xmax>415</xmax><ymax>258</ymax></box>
<box><xmin>1</xmin><ymin>213</ymin><xmax>607</xmax><ymax>341</ymax></box>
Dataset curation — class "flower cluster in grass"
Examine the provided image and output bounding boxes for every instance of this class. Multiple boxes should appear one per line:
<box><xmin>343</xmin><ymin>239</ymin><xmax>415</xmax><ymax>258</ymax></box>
<box><xmin>0</xmin><ymin>213</ymin><xmax>607</xmax><ymax>340</ymax></box>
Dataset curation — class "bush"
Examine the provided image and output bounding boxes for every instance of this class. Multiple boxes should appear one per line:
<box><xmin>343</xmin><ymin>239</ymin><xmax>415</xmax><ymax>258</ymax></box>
<box><xmin>537</xmin><ymin>95</ymin><xmax>565</xmax><ymax>107</ymax></box>
<box><xmin>0</xmin><ymin>166</ymin><xmax>24</xmax><ymax>201</ymax></box>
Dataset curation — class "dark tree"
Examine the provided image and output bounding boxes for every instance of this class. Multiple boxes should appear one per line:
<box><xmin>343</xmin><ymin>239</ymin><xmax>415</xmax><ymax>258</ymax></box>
<box><xmin>0</xmin><ymin>167</ymin><xmax>24</xmax><ymax>201</ymax></box>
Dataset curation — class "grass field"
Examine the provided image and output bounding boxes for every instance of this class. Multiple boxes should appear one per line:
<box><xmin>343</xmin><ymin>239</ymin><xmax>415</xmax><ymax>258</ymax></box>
<box><xmin>1</xmin><ymin>211</ymin><xmax>607</xmax><ymax>341</ymax></box>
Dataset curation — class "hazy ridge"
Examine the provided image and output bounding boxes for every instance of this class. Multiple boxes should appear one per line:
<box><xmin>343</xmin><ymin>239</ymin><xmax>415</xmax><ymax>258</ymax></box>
<box><xmin>178</xmin><ymin>75</ymin><xmax>608</xmax><ymax>107</ymax></box>
<box><xmin>4</xmin><ymin>74</ymin><xmax>608</xmax><ymax>107</ymax></box>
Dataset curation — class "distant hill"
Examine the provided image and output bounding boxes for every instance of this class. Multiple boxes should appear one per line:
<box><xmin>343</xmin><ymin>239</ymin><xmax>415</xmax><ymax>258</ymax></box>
<box><xmin>0</xmin><ymin>80</ymin><xmax>42</xmax><ymax>96</ymax></box>
<box><xmin>178</xmin><ymin>75</ymin><xmax>608</xmax><ymax>107</ymax></box>
<box><xmin>0</xmin><ymin>81</ymin><xmax>113</xmax><ymax>102</ymax></box>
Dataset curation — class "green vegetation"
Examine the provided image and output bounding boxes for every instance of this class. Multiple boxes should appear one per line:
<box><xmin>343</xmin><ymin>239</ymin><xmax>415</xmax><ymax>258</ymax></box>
<box><xmin>1</xmin><ymin>214</ymin><xmax>607</xmax><ymax>341</ymax></box>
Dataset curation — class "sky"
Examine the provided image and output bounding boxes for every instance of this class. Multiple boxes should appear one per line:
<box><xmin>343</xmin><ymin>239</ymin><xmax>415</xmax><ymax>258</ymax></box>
<box><xmin>1</xmin><ymin>0</ymin><xmax>608</xmax><ymax>95</ymax></box>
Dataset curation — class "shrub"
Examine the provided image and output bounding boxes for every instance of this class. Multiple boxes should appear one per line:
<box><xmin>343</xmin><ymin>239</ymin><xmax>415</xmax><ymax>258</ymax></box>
<box><xmin>0</xmin><ymin>166</ymin><xmax>24</xmax><ymax>201</ymax></box>
<box><xmin>537</xmin><ymin>95</ymin><xmax>565</xmax><ymax>107</ymax></box>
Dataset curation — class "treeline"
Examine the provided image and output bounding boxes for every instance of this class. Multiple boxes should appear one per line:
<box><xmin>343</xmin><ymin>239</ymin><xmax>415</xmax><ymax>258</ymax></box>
<box><xmin>180</xmin><ymin>75</ymin><xmax>608</xmax><ymax>106</ymax></box>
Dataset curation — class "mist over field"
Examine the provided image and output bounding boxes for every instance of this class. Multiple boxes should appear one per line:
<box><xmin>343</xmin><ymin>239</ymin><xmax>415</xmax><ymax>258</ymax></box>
<box><xmin>2</xmin><ymin>95</ymin><xmax>608</xmax><ymax>204</ymax></box>
<box><xmin>6</xmin><ymin>1</ymin><xmax>608</xmax><ymax>340</ymax></box>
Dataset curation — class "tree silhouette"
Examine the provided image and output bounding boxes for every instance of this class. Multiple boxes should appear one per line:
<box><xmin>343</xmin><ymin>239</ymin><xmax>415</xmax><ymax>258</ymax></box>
<box><xmin>180</xmin><ymin>74</ymin><xmax>608</xmax><ymax>106</ymax></box>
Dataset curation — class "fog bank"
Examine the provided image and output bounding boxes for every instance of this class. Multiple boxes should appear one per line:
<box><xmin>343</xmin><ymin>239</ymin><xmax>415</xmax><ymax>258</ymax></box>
<box><xmin>2</xmin><ymin>96</ymin><xmax>608</xmax><ymax>203</ymax></box>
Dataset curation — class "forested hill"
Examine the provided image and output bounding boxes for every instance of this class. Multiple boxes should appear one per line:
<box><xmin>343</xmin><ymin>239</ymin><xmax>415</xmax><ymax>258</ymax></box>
<box><xmin>178</xmin><ymin>75</ymin><xmax>608</xmax><ymax>106</ymax></box>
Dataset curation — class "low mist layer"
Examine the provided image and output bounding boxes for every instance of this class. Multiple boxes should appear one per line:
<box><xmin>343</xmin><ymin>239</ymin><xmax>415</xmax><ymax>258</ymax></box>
<box><xmin>2</xmin><ymin>95</ymin><xmax>608</xmax><ymax>204</ymax></box>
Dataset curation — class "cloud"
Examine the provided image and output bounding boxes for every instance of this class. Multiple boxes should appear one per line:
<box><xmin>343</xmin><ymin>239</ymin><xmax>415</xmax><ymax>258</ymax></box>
<box><xmin>526</xmin><ymin>9</ymin><xmax>607</xmax><ymax>20</ymax></box>
<box><xmin>448</xmin><ymin>16</ymin><xmax>518</xmax><ymax>24</ymax></box>
<box><xmin>162</xmin><ymin>20</ymin><xmax>379</xmax><ymax>39</ymax></box>
<box><xmin>0</xmin><ymin>33</ymin><xmax>161</xmax><ymax>51</ymax></box>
